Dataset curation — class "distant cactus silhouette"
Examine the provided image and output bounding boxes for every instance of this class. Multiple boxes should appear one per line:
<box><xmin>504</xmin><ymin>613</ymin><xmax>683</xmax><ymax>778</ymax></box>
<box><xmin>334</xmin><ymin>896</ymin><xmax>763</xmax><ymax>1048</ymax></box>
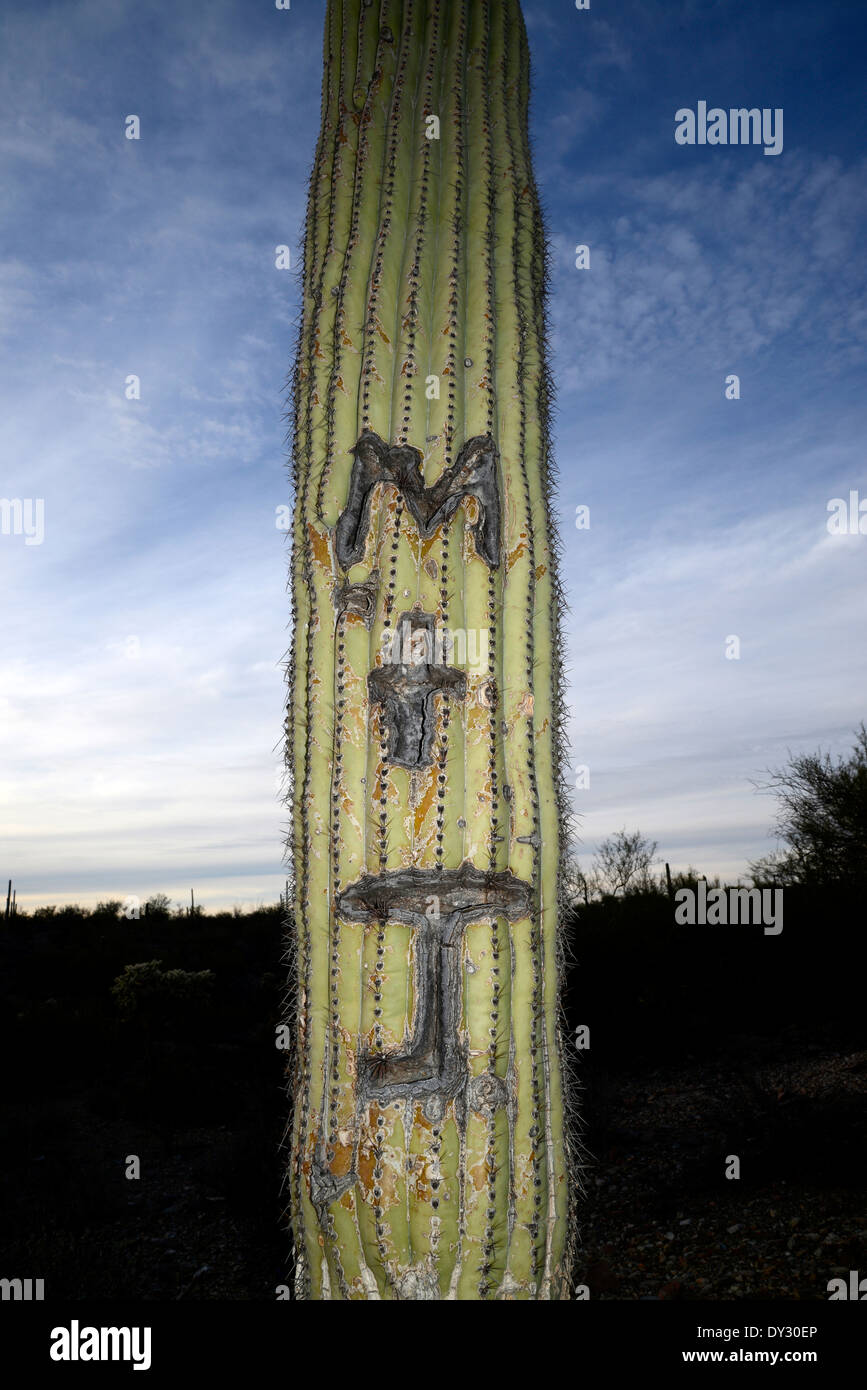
<box><xmin>285</xmin><ymin>0</ymin><xmax>574</xmax><ymax>1299</ymax></box>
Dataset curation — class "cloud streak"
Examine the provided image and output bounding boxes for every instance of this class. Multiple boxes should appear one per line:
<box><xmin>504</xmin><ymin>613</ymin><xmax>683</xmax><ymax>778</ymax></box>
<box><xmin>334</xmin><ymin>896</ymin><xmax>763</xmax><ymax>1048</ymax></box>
<box><xmin>1</xmin><ymin>0</ymin><xmax>864</xmax><ymax>907</ymax></box>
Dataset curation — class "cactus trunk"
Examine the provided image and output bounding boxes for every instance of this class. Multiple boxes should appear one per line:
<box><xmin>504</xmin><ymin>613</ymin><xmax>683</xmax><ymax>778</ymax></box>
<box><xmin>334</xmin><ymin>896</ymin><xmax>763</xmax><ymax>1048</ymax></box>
<box><xmin>286</xmin><ymin>0</ymin><xmax>574</xmax><ymax>1300</ymax></box>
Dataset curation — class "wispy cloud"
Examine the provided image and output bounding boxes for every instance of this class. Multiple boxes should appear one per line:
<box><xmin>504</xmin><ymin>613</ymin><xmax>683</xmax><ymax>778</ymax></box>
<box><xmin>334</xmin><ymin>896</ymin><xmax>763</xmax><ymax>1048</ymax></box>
<box><xmin>547</xmin><ymin>154</ymin><xmax>867</xmax><ymax>390</ymax></box>
<box><xmin>1</xmin><ymin>0</ymin><xmax>864</xmax><ymax>906</ymax></box>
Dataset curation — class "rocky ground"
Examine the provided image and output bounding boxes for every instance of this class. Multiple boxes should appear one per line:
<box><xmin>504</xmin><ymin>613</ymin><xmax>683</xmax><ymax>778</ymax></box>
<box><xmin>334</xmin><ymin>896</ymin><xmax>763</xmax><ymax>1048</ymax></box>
<box><xmin>5</xmin><ymin>1037</ymin><xmax>864</xmax><ymax>1300</ymax></box>
<box><xmin>575</xmin><ymin>1039</ymin><xmax>867</xmax><ymax>1299</ymax></box>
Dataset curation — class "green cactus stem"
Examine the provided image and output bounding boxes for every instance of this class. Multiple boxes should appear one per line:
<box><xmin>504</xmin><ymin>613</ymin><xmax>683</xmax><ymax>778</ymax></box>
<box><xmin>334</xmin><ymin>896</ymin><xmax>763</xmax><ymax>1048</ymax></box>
<box><xmin>285</xmin><ymin>0</ymin><xmax>575</xmax><ymax>1300</ymax></box>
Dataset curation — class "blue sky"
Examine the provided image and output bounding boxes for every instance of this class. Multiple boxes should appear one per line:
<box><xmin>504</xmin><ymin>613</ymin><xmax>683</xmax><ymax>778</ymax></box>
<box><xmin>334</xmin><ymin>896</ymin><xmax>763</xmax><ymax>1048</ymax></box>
<box><xmin>1</xmin><ymin>0</ymin><xmax>865</xmax><ymax>910</ymax></box>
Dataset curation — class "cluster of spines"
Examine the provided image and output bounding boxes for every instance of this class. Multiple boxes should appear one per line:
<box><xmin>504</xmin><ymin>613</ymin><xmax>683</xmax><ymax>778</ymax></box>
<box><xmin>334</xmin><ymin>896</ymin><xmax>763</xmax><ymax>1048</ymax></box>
<box><xmin>512</xmin><ymin>0</ymin><xmax>583</xmax><ymax>1290</ymax></box>
<box><xmin>283</xmin><ymin>0</ymin><xmax>337</xmax><ymax>1301</ymax></box>
<box><xmin>503</xmin><ymin>0</ymin><xmax>546</xmax><ymax>1286</ymax></box>
<box><xmin>479</xmin><ymin>0</ymin><xmax>502</xmax><ymax>1301</ymax></box>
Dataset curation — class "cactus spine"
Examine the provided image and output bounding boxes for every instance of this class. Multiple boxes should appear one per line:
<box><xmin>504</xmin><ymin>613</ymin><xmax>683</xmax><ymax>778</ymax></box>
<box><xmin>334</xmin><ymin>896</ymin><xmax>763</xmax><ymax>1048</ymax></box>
<box><xmin>286</xmin><ymin>0</ymin><xmax>574</xmax><ymax>1300</ymax></box>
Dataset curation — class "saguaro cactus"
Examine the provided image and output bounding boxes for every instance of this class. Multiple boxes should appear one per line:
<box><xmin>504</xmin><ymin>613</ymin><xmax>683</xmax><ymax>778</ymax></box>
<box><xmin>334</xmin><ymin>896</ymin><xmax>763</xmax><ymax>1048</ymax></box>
<box><xmin>286</xmin><ymin>0</ymin><xmax>574</xmax><ymax>1300</ymax></box>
